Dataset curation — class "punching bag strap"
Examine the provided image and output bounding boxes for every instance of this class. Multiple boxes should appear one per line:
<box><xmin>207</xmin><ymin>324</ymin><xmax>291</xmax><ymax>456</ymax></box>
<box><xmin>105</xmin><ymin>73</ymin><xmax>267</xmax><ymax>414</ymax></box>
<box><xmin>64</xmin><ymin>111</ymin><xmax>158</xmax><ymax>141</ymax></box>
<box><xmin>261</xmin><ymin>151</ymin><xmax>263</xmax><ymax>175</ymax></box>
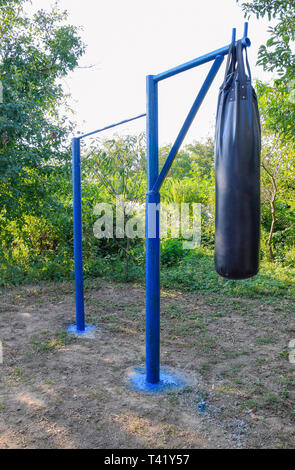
<box><xmin>223</xmin><ymin>41</ymin><xmax>236</xmax><ymax>81</ymax></box>
<box><xmin>244</xmin><ymin>47</ymin><xmax>252</xmax><ymax>82</ymax></box>
<box><xmin>236</xmin><ymin>40</ymin><xmax>251</xmax><ymax>83</ymax></box>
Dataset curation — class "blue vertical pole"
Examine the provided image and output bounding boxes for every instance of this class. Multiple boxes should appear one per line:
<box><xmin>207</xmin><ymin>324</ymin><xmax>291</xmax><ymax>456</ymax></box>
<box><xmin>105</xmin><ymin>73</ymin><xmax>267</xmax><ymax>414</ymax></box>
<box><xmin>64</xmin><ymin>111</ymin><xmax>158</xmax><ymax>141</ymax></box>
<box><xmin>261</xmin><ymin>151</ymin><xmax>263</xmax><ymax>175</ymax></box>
<box><xmin>72</xmin><ymin>137</ymin><xmax>85</xmax><ymax>332</ymax></box>
<box><xmin>232</xmin><ymin>28</ymin><xmax>236</xmax><ymax>43</ymax></box>
<box><xmin>146</xmin><ymin>75</ymin><xmax>160</xmax><ymax>384</ymax></box>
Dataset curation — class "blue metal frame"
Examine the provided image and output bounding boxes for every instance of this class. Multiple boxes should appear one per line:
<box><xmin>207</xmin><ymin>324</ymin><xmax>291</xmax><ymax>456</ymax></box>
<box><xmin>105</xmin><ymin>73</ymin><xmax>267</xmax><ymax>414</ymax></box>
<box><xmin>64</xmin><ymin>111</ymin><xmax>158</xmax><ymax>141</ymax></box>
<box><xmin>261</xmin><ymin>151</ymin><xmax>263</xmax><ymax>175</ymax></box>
<box><xmin>70</xmin><ymin>25</ymin><xmax>251</xmax><ymax>384</ymax></box>
<box><xmin>145</xmin><ymin>24</ymin><xmax>250</xmax><ymax>384</ymax></box>
<box><xmin>70</xmin><ymin>114</ymin><xmax>146</xmax><ymax>334</ymax></box>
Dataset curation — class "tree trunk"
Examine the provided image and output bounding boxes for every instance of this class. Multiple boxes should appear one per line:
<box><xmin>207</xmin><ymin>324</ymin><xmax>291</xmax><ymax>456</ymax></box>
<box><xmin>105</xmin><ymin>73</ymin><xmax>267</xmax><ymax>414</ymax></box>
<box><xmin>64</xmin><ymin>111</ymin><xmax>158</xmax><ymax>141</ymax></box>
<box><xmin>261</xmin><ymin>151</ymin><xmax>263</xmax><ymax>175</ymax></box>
<box><xmin>268</xmin><ymin>200</ymin><xmax>276</xmax><ymax>262</ymax></box>
<box><xmin>125</xmin><ymin>235</ymin><xmax>130</xmax><ymax>281</ymax></box>
<box><xmin>262</xmin><ymin>161</ymin><xmax>278</xmax><ymax>262</ymax></box>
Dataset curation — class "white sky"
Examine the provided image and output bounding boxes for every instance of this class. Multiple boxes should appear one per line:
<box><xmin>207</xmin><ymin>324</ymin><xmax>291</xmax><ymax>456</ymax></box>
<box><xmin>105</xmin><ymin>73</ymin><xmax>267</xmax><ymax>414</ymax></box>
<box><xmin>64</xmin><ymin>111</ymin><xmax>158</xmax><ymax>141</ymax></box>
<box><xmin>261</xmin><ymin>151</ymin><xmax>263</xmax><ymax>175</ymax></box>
<box><xmin>30</xmin><ymin>0</ymin><xmax>273</xmax><ymax>145</ymax></box>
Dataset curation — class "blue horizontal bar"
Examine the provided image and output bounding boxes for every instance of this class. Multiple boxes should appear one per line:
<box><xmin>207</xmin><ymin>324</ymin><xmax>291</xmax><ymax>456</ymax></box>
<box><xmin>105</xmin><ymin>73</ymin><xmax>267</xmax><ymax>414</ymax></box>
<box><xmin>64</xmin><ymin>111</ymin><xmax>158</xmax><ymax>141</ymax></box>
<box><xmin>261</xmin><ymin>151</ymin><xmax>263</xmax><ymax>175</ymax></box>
<box><xmin>154</xmin><ymin>37</ymin><xmax>250</xmax><ymax>82</ymax></box>
<box><xmin>77</xmin><ymin>113</ymin><xmax>146</xmax><ymax>140</ymax></box>
<box><xmin>152</xmin><ymin>55</ymin><xmax>224</xmax><ymax>193</ymax></box>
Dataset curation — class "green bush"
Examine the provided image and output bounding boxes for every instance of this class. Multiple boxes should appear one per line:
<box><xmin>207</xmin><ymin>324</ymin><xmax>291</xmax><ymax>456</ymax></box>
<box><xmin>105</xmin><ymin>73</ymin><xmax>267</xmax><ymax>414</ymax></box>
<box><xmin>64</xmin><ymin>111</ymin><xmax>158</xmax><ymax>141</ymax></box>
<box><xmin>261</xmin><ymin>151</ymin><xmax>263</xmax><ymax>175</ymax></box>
<box><xmin>161</xmin><ymin>239</ymin><xmax>186</xmax><ymax>266</ymax></box>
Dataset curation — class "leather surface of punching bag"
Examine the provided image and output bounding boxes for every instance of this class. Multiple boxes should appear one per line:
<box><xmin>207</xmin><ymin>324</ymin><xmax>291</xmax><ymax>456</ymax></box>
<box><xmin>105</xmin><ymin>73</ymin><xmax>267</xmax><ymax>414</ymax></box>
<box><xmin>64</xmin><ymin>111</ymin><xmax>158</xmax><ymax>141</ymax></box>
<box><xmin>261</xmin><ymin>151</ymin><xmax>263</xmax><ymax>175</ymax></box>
<box><xmin>215</xmin><ymin>40</ymin><xmax>261</xmax><ymax>280</ymax></box>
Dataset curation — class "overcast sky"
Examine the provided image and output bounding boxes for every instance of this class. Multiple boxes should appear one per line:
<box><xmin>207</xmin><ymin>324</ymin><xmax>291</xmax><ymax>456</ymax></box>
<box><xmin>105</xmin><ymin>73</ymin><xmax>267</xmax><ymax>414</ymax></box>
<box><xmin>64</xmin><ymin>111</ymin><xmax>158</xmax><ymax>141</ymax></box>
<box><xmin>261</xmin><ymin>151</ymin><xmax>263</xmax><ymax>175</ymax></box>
<box><xmin>29</xmin><ymin>0</ymin><xmax>273</xmax><ymax>145</ymax></box>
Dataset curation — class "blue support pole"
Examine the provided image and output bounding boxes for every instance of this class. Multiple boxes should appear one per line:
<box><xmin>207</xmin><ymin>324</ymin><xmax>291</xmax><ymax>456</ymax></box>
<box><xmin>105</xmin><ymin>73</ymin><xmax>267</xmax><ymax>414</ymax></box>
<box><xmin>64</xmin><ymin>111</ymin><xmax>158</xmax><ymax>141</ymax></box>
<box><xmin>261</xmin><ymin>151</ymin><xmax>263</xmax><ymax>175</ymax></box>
<box><xmin>145</xmin><ymin>75</ymin><xmax>160</xmax><ymax>384</ymax></box>
<box><xmin>72</xmin><ymin>137</ymin><xmax>85</xmax><ymax>332</ymax></box>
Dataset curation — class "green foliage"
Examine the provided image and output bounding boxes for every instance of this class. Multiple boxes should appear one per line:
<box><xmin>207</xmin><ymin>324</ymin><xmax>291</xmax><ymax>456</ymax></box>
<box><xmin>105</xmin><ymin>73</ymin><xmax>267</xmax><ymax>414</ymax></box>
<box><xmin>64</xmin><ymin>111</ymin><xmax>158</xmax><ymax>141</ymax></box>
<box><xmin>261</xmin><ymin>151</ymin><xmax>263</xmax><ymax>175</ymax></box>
<box><xmin>0</xmin><ymin>0</ymin><xmax>84</xmax><ymax>285</ymax></box>
<box><xmin>0</xmin><ymin>0</ymin><xmax>84</xmax><ymax>219</ymax></box>
<box><xmin>160</xmin><ymin>248</ymin><xmax>294</xmax><ymax>299</ymax></box>
<box><xmin>161</xmin><ymin>139</ymin><xmax>215</xmax><ymax>247</ymax></box>
<box><xmin>239</xmin><ymin>0</ymin><xmax>295</xmax><ymax>80</ymax></box>
<box><xmin>84</xmin><ymin>133</ymin><xmax>146</xmax><ymax>202</ymax></box>
<box><xmin>238</xmin><ymin>2</ymin><xmax>295</xmax><ymax>140</ymax></box>
<box><xmin>0</xmin><ymin>127</ymin><xmax>293</xmax><ymax>293</ymax></box>
<box><xmin>252</xmin><ymin>79</ymin><xmax>295</xmax><ymax>261</ymax></box>
<box><xmin>82</xmin><ymin>133</ymin><xmax>147</xmax><ymax>280</ymax></box>
<box><xmin>256</xmin><ymin>80</ymin><xmax>295</xmax><ymax>143</ymax></box>
<box><xmin>0</xmin><ymin>2</ymin><xmax>293</xmax><ymax>301</ymax></box>
<box><xmin>161</xmin><ymin>239</ymin><xmax>186</xmax><ymax>267</ymax></box>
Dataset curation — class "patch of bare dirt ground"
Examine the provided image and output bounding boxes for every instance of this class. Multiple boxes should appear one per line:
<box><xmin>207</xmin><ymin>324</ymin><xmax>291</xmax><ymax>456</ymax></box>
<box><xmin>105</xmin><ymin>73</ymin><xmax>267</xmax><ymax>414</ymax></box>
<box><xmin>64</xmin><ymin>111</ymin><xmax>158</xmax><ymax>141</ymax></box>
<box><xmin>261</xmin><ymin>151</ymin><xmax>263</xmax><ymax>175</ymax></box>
<box><xmin>0</xmin><ymin>280</ymin><xmax>294</xmax><ymax>449</ymax></box>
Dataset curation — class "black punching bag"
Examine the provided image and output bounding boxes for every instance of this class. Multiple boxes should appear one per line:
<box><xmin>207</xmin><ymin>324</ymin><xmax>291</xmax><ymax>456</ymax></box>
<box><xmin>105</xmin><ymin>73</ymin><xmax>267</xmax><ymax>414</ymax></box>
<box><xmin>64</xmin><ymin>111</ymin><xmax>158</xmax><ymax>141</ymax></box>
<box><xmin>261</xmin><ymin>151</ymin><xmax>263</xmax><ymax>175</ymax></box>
<box><xmin>214</xmin><ymin>40</ymin><xmax>261</xmax><ymax>280</ymax></box>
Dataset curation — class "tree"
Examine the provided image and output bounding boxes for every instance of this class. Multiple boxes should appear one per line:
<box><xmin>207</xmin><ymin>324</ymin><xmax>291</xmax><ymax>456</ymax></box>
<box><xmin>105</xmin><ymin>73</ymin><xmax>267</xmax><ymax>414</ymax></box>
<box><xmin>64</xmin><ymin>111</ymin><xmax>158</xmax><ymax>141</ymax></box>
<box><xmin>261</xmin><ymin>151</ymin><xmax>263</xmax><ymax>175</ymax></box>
<box><xmin>238</xmin><ymin>1</ymin><xmax>295</xmax><ymax>141</ymax></box>
<box><xmin>160</xmin><ymin>139</ymin><xmax>215</xmax><ymax>246</ymax></box>
<box><xmin>0</xmin><ymin>0</ymin><xmax>85</xmax><ymax>221</ymax></box>
<box><xmin>260</xmin><ymin>133</ymin><xmax>295</xmax><ymax>261</ymax></box>
<box><xmin>255</xmin><ymin>80</ymin><xmax>295</xmax><ymax>143</ymax></box>
<box><xmin>238</xmin><ymin>0</ymin><xmax>295</xmax><ymax>80</ymax></box>
<box><xmin>237</xmin><ymin>1</ymin><xmax>295</xmax><ymax>260</ymax></box>
<box><xmin>84</xmin><ymin>134</ymin><xmax>146</xmax><ymax>280</ymax></box>
<box><xmin>261</xmin><ymin>135</ymin><xmax>281</xmax><ymax>261</ymax></box>
<box><xmin>257</xmin><ymin>80</ymin><xmax>295</xmax><ymax>260</ymax></box>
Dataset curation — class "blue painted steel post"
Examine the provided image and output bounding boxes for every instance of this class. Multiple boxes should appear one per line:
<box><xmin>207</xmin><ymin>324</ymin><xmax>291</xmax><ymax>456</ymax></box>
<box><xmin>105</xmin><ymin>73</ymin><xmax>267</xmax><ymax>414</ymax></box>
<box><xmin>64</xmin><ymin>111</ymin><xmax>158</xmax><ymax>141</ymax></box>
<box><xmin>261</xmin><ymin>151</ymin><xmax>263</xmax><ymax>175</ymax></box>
<box><xmin>146</xmin><ymin>75</ymin><xmax>160</xmax><ymax>384</ymax></box>
<box><xmin>72</xmin><ymin>137</ymin><xmax>85</xmax><ymax>332</ymax></box>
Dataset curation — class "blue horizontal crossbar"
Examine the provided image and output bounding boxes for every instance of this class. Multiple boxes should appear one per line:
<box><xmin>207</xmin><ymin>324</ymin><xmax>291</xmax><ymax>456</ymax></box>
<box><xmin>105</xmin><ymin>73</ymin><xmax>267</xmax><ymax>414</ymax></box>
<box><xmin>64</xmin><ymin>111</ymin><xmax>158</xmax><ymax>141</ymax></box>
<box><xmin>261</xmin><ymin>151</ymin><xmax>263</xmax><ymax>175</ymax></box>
<box><xmin>77</xmin><ymin>113</ymin><xmax>146</xmax><ymax>140</ymax></box>
<box><xmin>154</xmin><ymin>37</ymin><xmax>250</xmax><ymax>82</ymax></box>
<box><xmin>152</xmin><ymin>54</ymin><xmax>224</xmax><ymax>193</ymax></box>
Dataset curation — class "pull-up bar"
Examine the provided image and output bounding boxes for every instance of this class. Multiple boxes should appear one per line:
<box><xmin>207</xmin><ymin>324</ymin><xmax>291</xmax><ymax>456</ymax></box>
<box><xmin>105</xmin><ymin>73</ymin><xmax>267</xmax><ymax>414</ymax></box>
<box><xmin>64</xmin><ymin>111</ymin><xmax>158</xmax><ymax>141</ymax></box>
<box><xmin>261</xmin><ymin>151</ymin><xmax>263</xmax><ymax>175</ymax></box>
<box><xmin>77</xmin><ymin>114</ymin><xmax>147</xmax><ymax>140</ymax></box>
<box><xmin>69</xmin><ymin>113</ymin><xmax>146</xmax><ymax>335</ymax></box>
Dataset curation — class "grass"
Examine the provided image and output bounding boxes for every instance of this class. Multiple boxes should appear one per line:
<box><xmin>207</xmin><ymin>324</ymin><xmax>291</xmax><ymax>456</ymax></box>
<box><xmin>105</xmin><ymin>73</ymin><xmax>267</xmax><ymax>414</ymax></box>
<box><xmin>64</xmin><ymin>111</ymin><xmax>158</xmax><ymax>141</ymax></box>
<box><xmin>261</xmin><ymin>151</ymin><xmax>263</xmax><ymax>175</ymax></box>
<box><xmin>160</xmin><ymin>250</ymin><xmax>295</xmax><ymax>299</ymax></box>
<box><xmin>0</xmin><ymin>270</ymin><xmax>294</xmax><ymax>448</ymax></box>
<box><xmin>1</xmin><ymin>246</ymin><xmax>294</xmax><ymax>302</ymax></box>
<box><xmin>31</xmin><ymin>331</ymin><xmax>77</xmax><ymax>354</ymax></box>
<box><xmin>255</xmin><ymin>335</ymin><xmax>276</xmax><ymax>345</ymax></box>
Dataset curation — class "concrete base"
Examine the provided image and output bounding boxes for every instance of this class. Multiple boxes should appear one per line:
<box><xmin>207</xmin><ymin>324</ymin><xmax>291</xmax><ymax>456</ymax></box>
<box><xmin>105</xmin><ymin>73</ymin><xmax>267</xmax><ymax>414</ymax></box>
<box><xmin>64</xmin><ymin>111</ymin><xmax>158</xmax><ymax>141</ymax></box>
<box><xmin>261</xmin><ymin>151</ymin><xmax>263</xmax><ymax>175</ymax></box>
<box><xmin>127</xmin><ymin>366</ymin><xmax>190</xmax><ymax>394</ymax></box>
<box><xmin>67</xmin><ymin>324</ymin><xmax>96</xmax><ymax>338</ymax></box>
